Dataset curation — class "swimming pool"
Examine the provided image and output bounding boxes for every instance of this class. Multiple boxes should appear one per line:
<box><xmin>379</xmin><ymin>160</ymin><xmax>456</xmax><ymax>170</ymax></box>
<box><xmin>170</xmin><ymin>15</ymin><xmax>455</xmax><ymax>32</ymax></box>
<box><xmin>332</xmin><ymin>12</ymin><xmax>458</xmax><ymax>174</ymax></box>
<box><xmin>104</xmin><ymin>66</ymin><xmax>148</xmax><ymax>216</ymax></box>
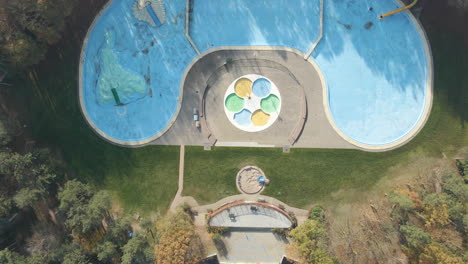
<box><xmin>80</xmin><ymin>0</ymin><xmax>431</xmax><ymax>147</ymax></box>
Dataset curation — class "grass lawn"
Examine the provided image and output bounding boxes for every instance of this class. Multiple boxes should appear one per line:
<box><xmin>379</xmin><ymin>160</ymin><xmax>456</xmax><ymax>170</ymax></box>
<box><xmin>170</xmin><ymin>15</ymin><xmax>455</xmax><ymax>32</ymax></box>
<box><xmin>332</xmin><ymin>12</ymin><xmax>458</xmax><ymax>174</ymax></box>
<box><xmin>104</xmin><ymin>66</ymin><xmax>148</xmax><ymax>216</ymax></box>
<box><xmin>182</xmin><ymin>14</ymin><xmax>468</xmax><ymax>207</ymax></box>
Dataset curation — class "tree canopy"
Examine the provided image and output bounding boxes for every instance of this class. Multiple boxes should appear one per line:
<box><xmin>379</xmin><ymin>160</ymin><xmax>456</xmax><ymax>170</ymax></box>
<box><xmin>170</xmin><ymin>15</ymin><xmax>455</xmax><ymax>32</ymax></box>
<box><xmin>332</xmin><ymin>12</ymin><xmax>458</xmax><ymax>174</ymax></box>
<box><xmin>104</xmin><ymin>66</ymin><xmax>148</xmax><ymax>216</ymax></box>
<box><xmin>155</xmin><ymin>209</ymin><xmax>204</xmax><ymax>264</ymax></box>
<box><xmin>58</xmin><ymin>180</ymin><xmax>111</xmax><ymax>235</ymax></box>
<box><xmin>0</xmin><ymin>0</ymin><xmax>79</xmax><ymax>69</ymax></box>
<box><xmin>289</xmin><ymin>219</ymin><xmax>335</xmax><ymax>264</ymax></box>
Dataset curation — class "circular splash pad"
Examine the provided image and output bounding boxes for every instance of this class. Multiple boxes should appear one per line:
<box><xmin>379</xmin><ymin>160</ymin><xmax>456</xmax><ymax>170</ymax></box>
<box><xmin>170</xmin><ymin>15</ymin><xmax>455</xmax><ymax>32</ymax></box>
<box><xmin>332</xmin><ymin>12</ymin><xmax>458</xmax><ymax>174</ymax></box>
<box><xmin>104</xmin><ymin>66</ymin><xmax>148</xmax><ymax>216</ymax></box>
<box><xmin>224</xmin><ymin>74</ymin><xmax>281</xmax><ymax>132</ymax></box>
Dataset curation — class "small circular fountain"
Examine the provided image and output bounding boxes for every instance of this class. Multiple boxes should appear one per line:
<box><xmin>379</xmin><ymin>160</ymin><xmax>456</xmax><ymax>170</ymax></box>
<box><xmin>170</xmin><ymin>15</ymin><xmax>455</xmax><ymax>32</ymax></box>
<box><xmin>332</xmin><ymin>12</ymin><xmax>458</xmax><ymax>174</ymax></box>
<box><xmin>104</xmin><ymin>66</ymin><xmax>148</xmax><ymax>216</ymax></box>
<box><xmin>236</xmin><ymin>166</ymin><xmax>269</xmax><ymax>195</ymax></box>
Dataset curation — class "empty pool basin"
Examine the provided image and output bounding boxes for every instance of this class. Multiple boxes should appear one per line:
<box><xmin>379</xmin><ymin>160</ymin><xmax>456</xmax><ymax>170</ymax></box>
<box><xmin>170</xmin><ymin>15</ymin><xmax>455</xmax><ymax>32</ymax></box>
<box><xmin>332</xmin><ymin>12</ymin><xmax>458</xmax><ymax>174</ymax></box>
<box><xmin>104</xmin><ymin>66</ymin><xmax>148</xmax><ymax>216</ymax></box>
<box><xmin>261</xmin><ymin>94</ymin><xmax>281</xmax><ymax>114</ymax></box>
<box><xmin>225</xmin><ymin>93</ymin><xmax>245</xmax><ymax>113</ymax></box>
<box><xmin>251</xmin><ymin>110</ymin><xmax>270</xmax><ymax>127</ymax></box>
<box><xmin>234</xmin><ymin>109</ymin><xmax>252</xmax><ymax>126</ymax></box>
<box><xmin>234</xmin><ymin>78</ymin><xmax>253</xmax><ymax>98</ymax></box>
<box><xmin>252</xmin><ymin>78</ymin><xmax>271</xmax><ymax>98</ymax></box>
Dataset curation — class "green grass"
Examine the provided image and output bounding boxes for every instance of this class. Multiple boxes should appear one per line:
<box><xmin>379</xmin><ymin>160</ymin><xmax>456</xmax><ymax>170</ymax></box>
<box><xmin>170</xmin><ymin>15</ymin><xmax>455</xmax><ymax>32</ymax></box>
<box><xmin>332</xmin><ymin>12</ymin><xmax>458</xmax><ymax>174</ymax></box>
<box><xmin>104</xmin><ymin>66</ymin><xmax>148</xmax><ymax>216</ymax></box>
<box><xmin>182</xmin><ymin>16</ymin><xmax>468</xmax><ymax>207</ymax></box>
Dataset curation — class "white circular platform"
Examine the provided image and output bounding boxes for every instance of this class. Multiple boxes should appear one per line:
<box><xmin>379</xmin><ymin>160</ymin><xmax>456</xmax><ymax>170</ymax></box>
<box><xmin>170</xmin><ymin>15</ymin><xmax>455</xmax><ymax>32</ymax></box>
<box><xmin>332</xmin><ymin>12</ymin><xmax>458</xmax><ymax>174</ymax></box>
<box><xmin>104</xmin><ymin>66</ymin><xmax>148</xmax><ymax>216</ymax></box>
<box><xmin>223</xmin><ymin>74</ymin><xmax>281</xmax><ymax>132</ymax></box>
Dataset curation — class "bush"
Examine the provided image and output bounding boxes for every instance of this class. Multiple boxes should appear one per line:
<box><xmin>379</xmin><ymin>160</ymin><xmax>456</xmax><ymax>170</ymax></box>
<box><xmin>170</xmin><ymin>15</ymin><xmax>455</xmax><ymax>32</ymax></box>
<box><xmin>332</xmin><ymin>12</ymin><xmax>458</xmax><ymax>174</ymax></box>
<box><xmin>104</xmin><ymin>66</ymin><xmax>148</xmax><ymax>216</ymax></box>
<box><xmin>212</xmin><ymin>233</ymin><xmax>222</xmax><ymax>242</ymax></box>
<box><xmin>455</xmin><ymin>158</ymin><xmax>467</xmax><ymax>176</ymax></box>
<box><xmin>272</xmin><ymin>228</ymin><xmax>288</xmax><ymax>237</ymax></box>
<box><xmin>289</xmin><ymin>220</ymin><xmax>334</xmax><ymax>263</ymax></box>
<box><xmin>309</xmin><ymin>206</ymin><xmax>325</xmax><ymax>223</ymax></box>
<box><xmin>422</xmin><ymin>193</ymin><xmax>453</xmax><ymax>228</ymax></box>
<box><xmin>389</xmin><ymin>192</ymin><xmax>415</xmax><ymax>212</ymax></box>
<box><xmin>400</xmin><ymin>225</ymin><xmax>431</xmax><ymax>250</ymax></box>
<box><xmin>419</xmin><ymin>242</ymin><xmax>463</xmax><ymax>264</ymax></box>
<box><xmin>206</xmin><ymin>225</ymin><xmax>228</xmax><ymax>235</ymax></box>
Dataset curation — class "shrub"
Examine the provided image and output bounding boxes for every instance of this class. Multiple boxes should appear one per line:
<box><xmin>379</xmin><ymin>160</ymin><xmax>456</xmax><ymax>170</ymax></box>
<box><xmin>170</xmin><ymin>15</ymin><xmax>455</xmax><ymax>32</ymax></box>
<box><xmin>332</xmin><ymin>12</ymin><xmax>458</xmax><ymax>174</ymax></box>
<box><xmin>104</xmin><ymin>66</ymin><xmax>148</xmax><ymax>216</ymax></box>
<box><xmin>389</xmin><ymin>192</ymin><xmax>415</xmax><ymax>212</ymax></box>
<box><xmin>309</xmin><ymin>206</ymin><xmax>325</xmax><ymax>223</ymax></box>
<box><xmin>289</xmin><ymin>220</ymin><xmax>333</xmax><ymax>263</ymax></box>
<box><xmin>400</xmin><ymin>225</ymin><xmax>431</xmax><ymax>250</ymax></box>
<box><xmin>272</xmin><ymin>228</ymin><xmax>288</xmax><ymax>237</ymax></box>
<box><xmin>212</xmin><ymin>233</ymin><xmax>222</xmax><ymax>242</ymax></box>
<box><xmin>206</xmin><ymin>225</ymin><xmax>228</xmax><ymax>235</ymax></box>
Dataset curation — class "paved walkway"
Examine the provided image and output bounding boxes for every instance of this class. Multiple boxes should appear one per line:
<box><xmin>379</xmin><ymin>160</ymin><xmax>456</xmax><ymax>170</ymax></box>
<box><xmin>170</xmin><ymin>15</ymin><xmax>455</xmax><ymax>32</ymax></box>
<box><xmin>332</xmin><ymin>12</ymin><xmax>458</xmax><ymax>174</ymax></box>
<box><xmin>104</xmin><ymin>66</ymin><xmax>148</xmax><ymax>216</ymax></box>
<box><xmin>169</xmin><ymin>145</ymin><xmax>185</xmax><ymax>211</ymax></box>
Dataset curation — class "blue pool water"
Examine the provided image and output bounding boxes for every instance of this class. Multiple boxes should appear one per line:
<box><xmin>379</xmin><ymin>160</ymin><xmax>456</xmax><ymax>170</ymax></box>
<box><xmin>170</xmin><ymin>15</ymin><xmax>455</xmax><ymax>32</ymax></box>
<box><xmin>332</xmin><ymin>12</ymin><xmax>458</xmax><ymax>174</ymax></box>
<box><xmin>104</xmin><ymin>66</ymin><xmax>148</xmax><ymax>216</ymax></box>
<box><xmin>81</xmin><ymin>0</ymin><xmax>429</xmax><ymax>146</ymax></box>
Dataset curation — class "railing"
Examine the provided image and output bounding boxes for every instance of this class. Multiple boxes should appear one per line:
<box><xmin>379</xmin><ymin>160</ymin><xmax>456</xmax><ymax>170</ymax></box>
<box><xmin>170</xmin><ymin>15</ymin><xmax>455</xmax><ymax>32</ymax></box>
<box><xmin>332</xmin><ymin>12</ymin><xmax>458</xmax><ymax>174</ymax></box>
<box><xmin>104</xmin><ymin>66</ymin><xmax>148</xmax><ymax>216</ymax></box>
<box><xmin>304</xmin><ymin>0</ymin><xmax>324</xmax><ymax>60</ymax></box>
<box><xmin>185</xmin><ymin>0</ymin><xmax>201</xmax><ymax>55</ymax></box>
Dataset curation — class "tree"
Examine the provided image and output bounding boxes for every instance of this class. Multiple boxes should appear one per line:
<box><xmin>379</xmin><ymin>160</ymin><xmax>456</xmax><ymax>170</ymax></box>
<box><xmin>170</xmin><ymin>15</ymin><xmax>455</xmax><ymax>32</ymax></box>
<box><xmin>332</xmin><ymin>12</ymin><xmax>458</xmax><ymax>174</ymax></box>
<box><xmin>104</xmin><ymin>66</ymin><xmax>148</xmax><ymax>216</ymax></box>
<box><xmin>0</xmin><ymin>249</ymin><xmax>46</xmax><ymax>264</ymax></box>
<box><xmin>389</xmin><ymin>191</ymin><xmax>415</xmax><ymax>212</ymax></box>
<box><xmin>13</xmin><ymin>188</ymin><xmax>43</xmax><ymax>208</ymax></box>
<box><xmin>61</xmin><ymin>246</ymin><xmax>90</xmax><ymax>264</ymax></box>
<box><xmin>58</xmin><ymin>180</ymin><xmax>111</xmax><ymax>235</ymax></box>
<box><xmin>0</xmin><ymin>0</ymin><xmax>78</xmax><ymax>69</ymax></box>
<box><xmin>7</xmin><ymin>0</ymin><xmax>62</xmax><ymax>44</ymax></box>
<box><xmin>25</xmin><ymin>222</ymin><xmax>63</xmax><ymax>256</ymax></box>
<box><xmin>400</xmin><ymin>225</ymin><xmax>431</xmax><ymax>251</ymax></box>
<box><xmin>95</xmin><ymin>217</ymin><xmax>132</xmax><ymax>262</ymax></box>
<box><xmin>423</xmin><ymin>193</ymin><xmax>452</xmax><ymax>228</ymax></box>
<box><xmin>155</xmin><ymin>209</ymin><xmax>204</xmax><ymax>264</ymax></box>
<box><xmin>0</xmin><ymin>150</ymin><xmax>58</xmax><ymax>212</ymax></box>
<box><xmin>0</xmin><ymin>249</ymin><xmax>28</xmax><ymax>264</ymax></box>
<box><xmin>289</xmin><ymin>220</ymin><xmax>334</xmax><ymax>264</ymax></box>
<box><xmin>0</xmin><ymin>194</ymin><xmax>13</xmax><ymax>218</ymax></box>
<box><xmin>309</xmin><ymin>206</ymin><xmax>325</xmax><ymax>223</ymax></box>
<box><xmin>419</xmin><ymin>242</ymin><xmax>463</xmax><ymax>264</ymax></box>
<box><xmin>0</xmin><ymin>115</ymin><xmax>12</xmax><ymax>146</ymax></box>
<box><xmin>96</xmin><ymin>240</ymin><xmax>119</xmax><ymax>263</ymax></box>
<box><xmin>0</xmin><ymin>0</ymin><xmax>80</xmax><ymax>69</ymax></box>
<box><xmin>121</xmin><ymin>235</ymin><xmax>154</xmax><ymax>264</ymax></box>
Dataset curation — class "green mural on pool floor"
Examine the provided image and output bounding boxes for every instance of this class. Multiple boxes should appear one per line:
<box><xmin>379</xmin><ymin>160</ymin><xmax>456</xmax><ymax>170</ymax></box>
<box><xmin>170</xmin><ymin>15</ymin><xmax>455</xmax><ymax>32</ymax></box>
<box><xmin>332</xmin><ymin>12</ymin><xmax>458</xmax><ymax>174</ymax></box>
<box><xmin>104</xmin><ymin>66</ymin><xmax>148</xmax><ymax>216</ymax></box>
<box><xmin>97</xmin><ymin>32</ymin><xmax>147</xmax><ymax>105</ymax></box>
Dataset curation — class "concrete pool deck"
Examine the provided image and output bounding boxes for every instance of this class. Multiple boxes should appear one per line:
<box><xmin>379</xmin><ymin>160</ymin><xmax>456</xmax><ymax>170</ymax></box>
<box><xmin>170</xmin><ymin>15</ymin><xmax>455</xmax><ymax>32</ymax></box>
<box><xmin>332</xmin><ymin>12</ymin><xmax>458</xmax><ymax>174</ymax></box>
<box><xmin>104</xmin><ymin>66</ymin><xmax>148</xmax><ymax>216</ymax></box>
<box><xmin>152</xmin><ymin>48</ymin><xmax>355</xmax><ymax>149</ymax></box>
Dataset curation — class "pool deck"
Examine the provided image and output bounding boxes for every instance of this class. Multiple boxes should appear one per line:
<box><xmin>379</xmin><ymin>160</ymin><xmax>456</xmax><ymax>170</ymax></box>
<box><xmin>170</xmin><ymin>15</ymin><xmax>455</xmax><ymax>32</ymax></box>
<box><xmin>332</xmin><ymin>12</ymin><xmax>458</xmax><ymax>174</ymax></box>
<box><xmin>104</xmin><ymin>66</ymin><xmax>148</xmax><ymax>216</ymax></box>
<box><xmin>151</xmin><ymin>48</ymin><xmax>356</xmax><ymax>149</ymax></box>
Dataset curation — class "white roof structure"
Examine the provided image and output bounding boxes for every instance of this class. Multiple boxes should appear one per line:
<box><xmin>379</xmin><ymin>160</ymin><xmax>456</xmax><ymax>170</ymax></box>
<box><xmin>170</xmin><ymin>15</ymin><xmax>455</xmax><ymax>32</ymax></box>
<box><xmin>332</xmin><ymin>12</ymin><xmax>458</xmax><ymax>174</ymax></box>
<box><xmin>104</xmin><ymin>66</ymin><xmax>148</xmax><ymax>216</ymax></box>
<box><xmin>209</xmin><ymin>203</ymin><xmax>292</xmax><ymax>228</ymax></box>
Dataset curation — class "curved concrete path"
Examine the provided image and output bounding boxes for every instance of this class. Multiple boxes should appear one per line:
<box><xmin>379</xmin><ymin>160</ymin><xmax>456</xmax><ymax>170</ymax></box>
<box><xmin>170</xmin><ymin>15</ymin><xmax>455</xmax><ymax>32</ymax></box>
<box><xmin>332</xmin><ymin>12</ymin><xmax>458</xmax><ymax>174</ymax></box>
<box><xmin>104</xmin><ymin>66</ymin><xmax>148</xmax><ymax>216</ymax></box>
<box><xmin>169</xmin><ymin>145</ymin><xmax>185</xmax><ymax>210</ymax></box>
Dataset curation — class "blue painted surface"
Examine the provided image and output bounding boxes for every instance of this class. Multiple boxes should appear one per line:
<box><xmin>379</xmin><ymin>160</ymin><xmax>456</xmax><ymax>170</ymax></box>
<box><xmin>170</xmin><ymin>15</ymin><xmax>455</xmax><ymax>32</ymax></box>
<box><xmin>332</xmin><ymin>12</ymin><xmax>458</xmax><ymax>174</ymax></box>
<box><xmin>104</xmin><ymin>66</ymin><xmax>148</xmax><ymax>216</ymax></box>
<box><xmin>234</xmin><ymin>109</ymin><xmax>252</xmax><ymax>126</ymax></box>
<box><xmin>82</xmin><ymin>0</ymin><xmax>429</xmax><ymax>145</ymax></box>
<box><xmin>252</xmin><ymin>78</ymin><xmax>271</xmax><ymax>98</ymax></box>
<box><xmin>145</xmin><ymin>5</ymin><xmax>162</xmax><ymax>26</ymax></box>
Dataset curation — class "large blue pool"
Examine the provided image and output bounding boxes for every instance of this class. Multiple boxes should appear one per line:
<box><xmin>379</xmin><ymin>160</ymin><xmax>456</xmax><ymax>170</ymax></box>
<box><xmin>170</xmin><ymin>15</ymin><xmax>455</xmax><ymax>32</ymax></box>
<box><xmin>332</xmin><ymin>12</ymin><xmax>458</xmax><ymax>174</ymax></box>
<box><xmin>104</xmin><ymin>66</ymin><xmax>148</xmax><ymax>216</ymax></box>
<box><xmin>81</xmin><ymin>0</ymin><xmax>430</xmax><ymax>146</ymax></box>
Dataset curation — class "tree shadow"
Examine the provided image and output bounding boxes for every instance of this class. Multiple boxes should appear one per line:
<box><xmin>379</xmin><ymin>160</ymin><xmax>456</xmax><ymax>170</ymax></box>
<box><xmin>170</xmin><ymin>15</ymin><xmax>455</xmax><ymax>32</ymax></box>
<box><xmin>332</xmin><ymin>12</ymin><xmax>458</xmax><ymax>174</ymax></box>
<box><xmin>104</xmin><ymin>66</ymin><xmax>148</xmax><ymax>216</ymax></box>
<box><xmin>214</xmin><ymin>238</ymin><xmax>228</xmax><ymax>257</ymax></box>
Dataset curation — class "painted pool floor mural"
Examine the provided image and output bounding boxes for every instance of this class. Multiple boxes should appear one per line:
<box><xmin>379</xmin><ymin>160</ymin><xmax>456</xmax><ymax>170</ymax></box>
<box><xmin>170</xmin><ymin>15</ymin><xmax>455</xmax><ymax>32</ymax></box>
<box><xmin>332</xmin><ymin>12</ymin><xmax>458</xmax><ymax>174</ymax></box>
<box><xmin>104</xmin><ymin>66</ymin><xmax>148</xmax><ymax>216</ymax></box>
<box><xmin>97</xmin><ymin>32</ymin><xmax>149</xmax><ymax>105</ymax></box>
<box><xmin>79</xmin><ymin>0</ymin><xmax>432</xmax><ymax>150</ymax></box>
